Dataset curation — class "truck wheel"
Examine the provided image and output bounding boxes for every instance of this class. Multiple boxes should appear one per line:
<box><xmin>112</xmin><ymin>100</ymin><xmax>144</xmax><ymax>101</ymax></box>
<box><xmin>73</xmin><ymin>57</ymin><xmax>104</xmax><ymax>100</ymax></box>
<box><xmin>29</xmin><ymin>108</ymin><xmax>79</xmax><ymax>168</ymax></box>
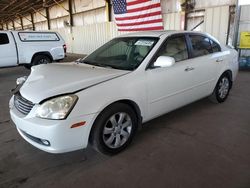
<box><xmin>90</xmin><ymin>103</ymin><xmax>138</xmax><ymax>155</ymax></box>
<box><xmin>32</xmin><ymin>55</ymin><xmax>52</xmax><ymax>66</ymax></box>
<box><xmin>24</xmin><ymin>64</ymin><xmax>31</xmax><ymax>69</ymax></box>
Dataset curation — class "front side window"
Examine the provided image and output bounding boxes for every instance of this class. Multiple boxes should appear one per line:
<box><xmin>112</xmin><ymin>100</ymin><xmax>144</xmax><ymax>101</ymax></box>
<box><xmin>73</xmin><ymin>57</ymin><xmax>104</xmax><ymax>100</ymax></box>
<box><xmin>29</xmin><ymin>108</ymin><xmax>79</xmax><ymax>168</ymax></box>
<box><xmin>82</xmin><ymin>37</ymin><xmax>158</xmax><ymax>71</ymax></box>
<box><xmin>156</xmin><ymin>35</ymin><xmax>188</xmax><ymax>62</ymax></box>
<box><xmin>190</xmin><ymin>35</ymin><xmax>213</xmax><ymax>57</ymax></box>
<box><xmin>0</xmin><ymin>33</ymin><xmax>9</xmax><ymax>45</ymax></box>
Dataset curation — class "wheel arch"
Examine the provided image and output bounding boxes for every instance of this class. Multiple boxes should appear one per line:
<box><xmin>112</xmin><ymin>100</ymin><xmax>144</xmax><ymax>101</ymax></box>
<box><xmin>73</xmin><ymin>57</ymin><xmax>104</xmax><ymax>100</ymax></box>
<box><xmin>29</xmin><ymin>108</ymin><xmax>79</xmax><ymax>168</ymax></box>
<box><xmin>88</xmin><ymin>99</ymin><xmax>143</xmax><ymax>143</ymax></box>
<box><xmin>220</xmin><ymin>69</ymin><xmax>233</xmax><ymax>89</ymax></box>
<box><xmin>223</xmin><ymin>70</ymin><xmax>233</xmax><ymax>81</ymax></box>
<box><xmin>31</xmin><ymin>52</ymin><xmax>53</xmax><ymax>64</ymax></box>
<box><xmin>98</xmin><ymin>99</ymin><xmax>142</xmax><ymax>128</ymax></box>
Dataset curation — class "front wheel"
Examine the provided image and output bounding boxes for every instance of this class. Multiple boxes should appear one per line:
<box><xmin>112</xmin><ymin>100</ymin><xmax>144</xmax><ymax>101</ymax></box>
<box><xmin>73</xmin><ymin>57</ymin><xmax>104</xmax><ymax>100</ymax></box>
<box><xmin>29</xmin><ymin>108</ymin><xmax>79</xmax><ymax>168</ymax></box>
<box><xmin>90</xmin><ymin>103</ymin><xmax>138</xmax><ymax>155</ymax></box>
<box><xmin>209</xmin><ymin>73</ymin><xmax>232</xmax><ymax>103</ymax></box>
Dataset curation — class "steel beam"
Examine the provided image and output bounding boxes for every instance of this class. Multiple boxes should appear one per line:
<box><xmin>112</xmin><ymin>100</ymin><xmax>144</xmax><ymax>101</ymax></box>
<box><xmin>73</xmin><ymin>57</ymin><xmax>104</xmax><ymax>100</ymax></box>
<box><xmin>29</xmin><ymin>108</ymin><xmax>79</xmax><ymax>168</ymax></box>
<box><xmin>105</xmin><ymin>0</ymin><xmax>112</xmax><ymax>22</ymax></box>
<box><xmin>12</xmin><ymin>20</ymin><xmax>15</xmax><ymax>30</ymax></box>
<box><xmin>233</xmin><ymin>0</ymin><xmax>241</xmax><ymax>48</ymax></box>
<box><xmin>68</xmin><ymin>0</ymin><xmax>74</xmax><ymax>26</ymax></box>
<box><xmin>20</xmin><ymin>17</ymin><xmax>24</xmax><ymax>30</ymax></box>
<box><xmin>30</xmin><ymin>13</ymin><xmax>35</xmax><ymax>31</ymax></box>
<box><xmin>45</xmin><ymin>7</ymin><xmax>51</xmax><ymax>30</ymax></box>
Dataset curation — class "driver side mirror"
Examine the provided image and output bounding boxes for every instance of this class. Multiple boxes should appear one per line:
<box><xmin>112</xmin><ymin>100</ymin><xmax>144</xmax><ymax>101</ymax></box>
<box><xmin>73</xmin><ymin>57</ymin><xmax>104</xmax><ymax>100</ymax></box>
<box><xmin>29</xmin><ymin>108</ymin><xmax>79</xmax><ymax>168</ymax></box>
<box><xmin>153</xmin><ymin>56</ymin><xmax>175</xmax><ymax>68</ymax></box>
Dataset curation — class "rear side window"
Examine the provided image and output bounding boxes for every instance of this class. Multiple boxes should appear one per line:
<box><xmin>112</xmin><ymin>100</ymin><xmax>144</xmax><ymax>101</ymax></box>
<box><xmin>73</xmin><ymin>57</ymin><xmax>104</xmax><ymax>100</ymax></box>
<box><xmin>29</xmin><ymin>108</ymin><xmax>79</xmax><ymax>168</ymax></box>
<box><xmin>0</xmin><ymin>33</ymin><xmax>9</xmax><ymax>45</ymax></box>
<box><xmin>190</xmin><ymin>35</ymin><xmax>213</xmax><ymax>57</ymax></box>
<box><xmin>210</xmin><ymin>39</ymin><xmax>221</xmax><ymax>52</ymax></box>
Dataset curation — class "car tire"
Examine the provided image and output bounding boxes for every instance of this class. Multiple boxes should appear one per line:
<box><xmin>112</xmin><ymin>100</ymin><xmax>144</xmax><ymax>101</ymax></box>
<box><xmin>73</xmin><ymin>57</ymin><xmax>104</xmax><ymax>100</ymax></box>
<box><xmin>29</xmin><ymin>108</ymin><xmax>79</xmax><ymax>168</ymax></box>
<box><xmin>32</xmin><ymin>55</ymin><xmax>52</xmax><ymax>66</ymax></box>
<box><xmin>90</xmin><ymin>103</ymin><xmax>138</xmax><ymax>155</ymax></box>
<box><xmin>209</xmin><ymin>73</ymin><xmax>232</xmax><ymax>103</ymax></box>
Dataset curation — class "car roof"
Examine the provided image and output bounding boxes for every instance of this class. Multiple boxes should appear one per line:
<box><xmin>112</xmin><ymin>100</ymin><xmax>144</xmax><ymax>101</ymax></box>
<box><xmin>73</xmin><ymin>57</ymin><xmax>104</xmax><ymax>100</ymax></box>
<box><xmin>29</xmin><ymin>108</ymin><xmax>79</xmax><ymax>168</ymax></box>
<box><xmin>116</xmin><ymin>30</ymin><xmax>220</xmax><ymax>44</ymax></box>
<box><xmin>117</xmin><ymin>30</ymin><xmax>209</xmax><ymax>38</ymax></box>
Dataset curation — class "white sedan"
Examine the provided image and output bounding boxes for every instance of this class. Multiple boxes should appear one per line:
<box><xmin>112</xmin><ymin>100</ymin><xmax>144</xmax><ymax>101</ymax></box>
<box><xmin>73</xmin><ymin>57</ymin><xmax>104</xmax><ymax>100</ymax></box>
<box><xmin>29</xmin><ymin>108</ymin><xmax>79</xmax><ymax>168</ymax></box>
<box><xmin>9</xmin><ymin>31</ymin><xmax>238</xmax><ymax>154</ymax></box>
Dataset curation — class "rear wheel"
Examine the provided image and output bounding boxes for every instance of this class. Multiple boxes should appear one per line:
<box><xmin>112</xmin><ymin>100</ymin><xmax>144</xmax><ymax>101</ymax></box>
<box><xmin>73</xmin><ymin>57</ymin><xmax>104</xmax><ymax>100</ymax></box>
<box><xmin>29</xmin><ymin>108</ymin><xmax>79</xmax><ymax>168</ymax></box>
<box><xmin>32</xmin><ymin>55</ymin><xmax>52</xmax><ymax>66</ymax></box>
<box><xmin>90</xmin><ymin>103</ymin><xmax>138</xmax><ymax>155</ymax></box>
<box><xmin>209</xmin><ymin>73</ymin><xmax>232</xmax><ymax>103</ymax></box>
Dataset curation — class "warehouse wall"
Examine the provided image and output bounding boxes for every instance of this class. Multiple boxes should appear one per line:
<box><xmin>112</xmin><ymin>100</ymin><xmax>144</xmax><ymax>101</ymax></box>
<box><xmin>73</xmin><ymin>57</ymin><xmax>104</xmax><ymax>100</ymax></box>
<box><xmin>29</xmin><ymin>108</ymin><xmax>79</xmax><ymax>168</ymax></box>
<box><xmin>204</xmin><ymin>6</ymin><xmax>230</xmax><ymax>44</ymax></box>
<box><xmin>238</xmin><ymin>5</ymin><xmax>250</xmax><ymax>56</ymax></box>
<box><xmin>2</xmin><ymin>0</ymin><xmax>237</xmax><ymax>55</ymax></box>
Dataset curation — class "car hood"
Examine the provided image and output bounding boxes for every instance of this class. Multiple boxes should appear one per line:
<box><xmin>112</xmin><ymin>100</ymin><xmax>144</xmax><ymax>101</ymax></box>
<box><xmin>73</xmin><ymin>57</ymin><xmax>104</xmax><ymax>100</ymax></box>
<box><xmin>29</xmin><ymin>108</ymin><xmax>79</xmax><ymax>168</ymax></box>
<box><xmin>20</xmin><ymin>62</ymin><xmax>130</xmax><ymax>103</ymax></box>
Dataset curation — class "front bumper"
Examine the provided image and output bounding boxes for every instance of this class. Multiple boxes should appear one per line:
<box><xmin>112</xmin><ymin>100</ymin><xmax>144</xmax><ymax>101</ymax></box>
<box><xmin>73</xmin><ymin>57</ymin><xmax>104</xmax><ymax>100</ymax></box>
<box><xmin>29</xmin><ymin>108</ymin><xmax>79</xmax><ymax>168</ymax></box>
<box><xmin>9</xmin><ymin>97</ymin><xmax>97</xmax><ymax>153</ymax></box>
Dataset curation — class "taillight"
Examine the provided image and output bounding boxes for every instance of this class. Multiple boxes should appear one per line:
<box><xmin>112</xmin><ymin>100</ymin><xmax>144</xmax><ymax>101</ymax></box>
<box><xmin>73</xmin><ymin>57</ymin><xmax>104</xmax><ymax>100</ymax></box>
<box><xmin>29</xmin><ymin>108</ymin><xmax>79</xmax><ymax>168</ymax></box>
<box><xmin>63</xmin><ymin>44</ymin><xmax>67</xmax><ymax>53</ymax></box>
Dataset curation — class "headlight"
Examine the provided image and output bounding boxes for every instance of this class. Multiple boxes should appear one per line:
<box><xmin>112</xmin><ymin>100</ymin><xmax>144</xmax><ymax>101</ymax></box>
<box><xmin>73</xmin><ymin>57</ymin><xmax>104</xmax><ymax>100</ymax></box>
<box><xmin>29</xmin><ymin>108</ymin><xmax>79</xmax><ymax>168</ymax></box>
<box><xmin>36</xmin><ymin>95</ymin><xmax>78</xmax><ymax>120</ymax></box>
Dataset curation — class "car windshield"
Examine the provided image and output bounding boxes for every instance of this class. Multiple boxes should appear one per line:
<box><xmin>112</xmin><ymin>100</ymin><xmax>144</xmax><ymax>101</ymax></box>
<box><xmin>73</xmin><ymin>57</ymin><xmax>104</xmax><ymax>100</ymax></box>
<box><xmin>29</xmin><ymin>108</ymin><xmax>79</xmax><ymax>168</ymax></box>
<box><xmin>81</xmin><ymin>37</ymin><xmax>158</xmax><ymax>71</ymax></box>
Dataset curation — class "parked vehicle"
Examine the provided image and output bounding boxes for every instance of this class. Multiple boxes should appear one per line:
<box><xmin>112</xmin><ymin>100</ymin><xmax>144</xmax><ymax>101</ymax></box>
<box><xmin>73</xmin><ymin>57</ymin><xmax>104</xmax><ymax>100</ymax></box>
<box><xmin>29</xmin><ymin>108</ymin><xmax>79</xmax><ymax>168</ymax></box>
<box><xmin>9</xmin><ymin>31</ymin><xmax>238</xmax><ymax>155</ymax></box>
<box><xmin>0</xmin><ymin>31</ymin><xmax>66</xmax><ymax>68</ymax></box>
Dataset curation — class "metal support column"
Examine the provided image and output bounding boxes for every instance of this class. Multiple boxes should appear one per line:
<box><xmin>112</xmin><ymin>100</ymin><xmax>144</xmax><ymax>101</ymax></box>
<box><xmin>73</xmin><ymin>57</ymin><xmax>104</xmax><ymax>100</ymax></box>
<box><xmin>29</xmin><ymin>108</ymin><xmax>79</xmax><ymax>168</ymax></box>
<box><xmin>105</xmin><ymin>0</ymin><xmax>112</xmax><ymax>22</ymax></box>
<box><xmin>233</xmin><ymin>0</ymin><xmax>241</xmax><ymax>48</ymax></box>
<box><xmin>45</xmin><ymin>7</ymin><xmax>51</xmax><ymax>30</ymax></box>
<box><xmin>30</xmin><ymin>12</ymin><xmax>35</xmax><ymax>31</ymax></box>
<box><xmin>184</xmin><ymin>0</ymin><xmax>188</xmax><ymax>30</ymax></box>
<box><xmin>20</xmin><ymin>17</ymin><xmax>24</xmax><ymax>30</ymax></box>
<box><xmin>68</xmin><ymin>0</ymin><xmax>74</xmax><ymax>26</ymax></box>
<box><xmin>12</xmin><ymin>20</ymin><xmax>15</xmax><ymax>30</ymax></box>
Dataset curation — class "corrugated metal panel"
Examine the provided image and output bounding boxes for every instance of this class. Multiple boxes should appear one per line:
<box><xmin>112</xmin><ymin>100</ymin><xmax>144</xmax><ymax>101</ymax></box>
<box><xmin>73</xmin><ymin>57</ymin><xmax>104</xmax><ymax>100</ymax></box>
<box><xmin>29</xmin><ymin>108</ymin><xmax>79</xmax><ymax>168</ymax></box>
<box><xmin>239</xmin><ymin>4</ymin><xmax>250</xmax><ymax>32</ymax></box>
<box><xmin>33</xmin><ymin>10</ymin><xmax>47</xmax><ymax>23</ymax></box>
<box><xmin>73</xmin><ymin>7</ymin><xmax>106</xmax><ymax>26</ymax></box>
<box><xmin>54</xmin><ymin>14</ymin><xmax>185</xmax><ymax>55</ymax></box>
<box><xmin>238</xmin><ymin>5</ymin><xmax>250</xmax><ymax>56</ymax></box>
<box><xmin>54</xmin><ymin>22</ymin><xmax>129</xmax><ymax>54</ymax></box>
<box><xmin>204</xmin><ymin>6</ymin><xmax>229</xmax><ymax>44</ymax></box>
<box><xmin>73</xmin><ymin>0</ymin><xmax>105</xmax><ymax>14</ymax></box>
<box><xmin>35</xmin><ymin>21</ymin><xmax>48</xmax><ymax>31</ymax></box>
<box><xmin>161</xmin><ymin>0</ymin><xmax>181</xmax><ymax>13</ymax></box>
<box><xmin>49</xmin><ymin>1</ymin><xmax>69</xmax><ymax>19</ymax></box>
<box><xmin>22</xmin><ymin>15</ymin><xmax>32</xmax><ymax>26</ymax></box>
<box><xmin>163</xmin><ymin>12</ymin><xmax>184</xmax><ymax>30</ymax></box>
<box><xmin>50</xmin><ymin>16</ymin><xmax>69</xmax><ymax>29</ymax></box>
<box><xmin>195</xmin><ymin>0</ymin><xmax>236</xmax><ymax>9</ymax></box>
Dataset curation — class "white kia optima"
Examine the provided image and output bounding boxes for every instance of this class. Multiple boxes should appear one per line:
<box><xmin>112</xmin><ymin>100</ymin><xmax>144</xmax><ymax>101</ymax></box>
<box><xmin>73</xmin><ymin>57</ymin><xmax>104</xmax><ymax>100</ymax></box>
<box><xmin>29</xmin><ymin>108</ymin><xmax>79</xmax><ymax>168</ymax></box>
<box><xmin>9</xmin><ymin>31</ymin><xmax>238</xmax><ymax>154</ymax></box>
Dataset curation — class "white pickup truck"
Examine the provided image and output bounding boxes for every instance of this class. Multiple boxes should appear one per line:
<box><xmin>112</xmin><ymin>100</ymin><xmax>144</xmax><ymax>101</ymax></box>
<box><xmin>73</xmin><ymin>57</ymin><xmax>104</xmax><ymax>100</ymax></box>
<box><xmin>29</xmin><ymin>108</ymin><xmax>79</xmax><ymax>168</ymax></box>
<box><xmin>0</xmin><ymin>31</ymin><xmax>66</xmax><ymax>68</ymax></box>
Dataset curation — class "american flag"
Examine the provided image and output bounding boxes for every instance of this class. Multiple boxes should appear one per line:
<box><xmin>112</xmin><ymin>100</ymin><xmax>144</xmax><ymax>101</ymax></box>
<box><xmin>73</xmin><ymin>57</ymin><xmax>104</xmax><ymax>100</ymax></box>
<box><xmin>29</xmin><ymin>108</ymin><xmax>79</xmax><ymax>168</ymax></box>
<box><xmin>112</xmin><ymin>0</ymin><xmax>164</xmax><ymax>31</ymax></box>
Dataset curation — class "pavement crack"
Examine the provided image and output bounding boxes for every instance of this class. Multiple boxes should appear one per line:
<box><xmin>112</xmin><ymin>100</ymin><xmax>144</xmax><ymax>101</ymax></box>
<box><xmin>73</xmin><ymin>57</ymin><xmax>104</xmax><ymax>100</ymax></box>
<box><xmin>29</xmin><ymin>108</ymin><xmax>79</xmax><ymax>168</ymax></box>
<box><xmin>165</xmin><ymin>126</ymin><xmax>197</xmax><ymax>137</ymax></box>
<box><xmin>4</xmin><ymin>139</ymin><xmax>17</xmax><ymax>144</ymax></box>
<box><xmin>17</xmin><ymin>177</ymin><xmax>29</xmax><ymax>184</ymax></box>
<box><xmin>0</xmin><ymin>120</ymin><xmax>10</xmax><ymax>124</ymax></box>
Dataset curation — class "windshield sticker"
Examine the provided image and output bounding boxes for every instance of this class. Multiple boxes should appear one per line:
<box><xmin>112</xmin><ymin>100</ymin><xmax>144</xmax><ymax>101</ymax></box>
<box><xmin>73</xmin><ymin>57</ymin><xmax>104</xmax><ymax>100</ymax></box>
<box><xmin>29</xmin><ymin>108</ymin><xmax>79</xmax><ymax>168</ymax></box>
<box><xmin>135</xmin><ymin>40</ymin><xmax>154</xmax><ymax>46</ymax></box>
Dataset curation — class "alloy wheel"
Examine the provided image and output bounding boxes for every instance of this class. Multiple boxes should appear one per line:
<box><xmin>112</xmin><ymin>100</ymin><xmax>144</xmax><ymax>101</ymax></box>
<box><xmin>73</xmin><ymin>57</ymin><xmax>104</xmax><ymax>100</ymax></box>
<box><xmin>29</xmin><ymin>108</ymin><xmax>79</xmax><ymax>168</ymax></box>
<box><xmin>102</xmin><ymin>112</ymin><xmax>132</xmax><ymax>149</ymax></box>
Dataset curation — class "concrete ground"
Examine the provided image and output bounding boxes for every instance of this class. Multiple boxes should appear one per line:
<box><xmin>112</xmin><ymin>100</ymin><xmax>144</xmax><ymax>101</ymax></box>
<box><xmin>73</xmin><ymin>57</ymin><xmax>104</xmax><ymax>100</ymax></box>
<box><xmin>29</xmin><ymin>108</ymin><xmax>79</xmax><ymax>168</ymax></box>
<box><xmin>0</xmin><ymin>55</ymin><xmax>250</xmax><ymax>188</ymax></box>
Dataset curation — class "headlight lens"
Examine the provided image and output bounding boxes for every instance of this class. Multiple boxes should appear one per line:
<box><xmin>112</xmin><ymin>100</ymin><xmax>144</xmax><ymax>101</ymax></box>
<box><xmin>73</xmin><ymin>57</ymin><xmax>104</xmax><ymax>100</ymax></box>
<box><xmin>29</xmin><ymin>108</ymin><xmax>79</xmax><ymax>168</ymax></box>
<box><xmin>36</xmin><ymin>95</ymin><xmax>78</xmax><ymax>120</ymax></box>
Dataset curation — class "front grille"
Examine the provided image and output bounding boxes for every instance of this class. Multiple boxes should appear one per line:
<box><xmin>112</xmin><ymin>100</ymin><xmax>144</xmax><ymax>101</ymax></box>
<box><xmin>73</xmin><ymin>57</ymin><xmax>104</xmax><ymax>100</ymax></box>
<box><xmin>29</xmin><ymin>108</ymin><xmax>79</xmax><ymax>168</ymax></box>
<box><xmin>14</xmin><ymin>93</ymin><xmax>34</xmax><ymax>115</ymax></box>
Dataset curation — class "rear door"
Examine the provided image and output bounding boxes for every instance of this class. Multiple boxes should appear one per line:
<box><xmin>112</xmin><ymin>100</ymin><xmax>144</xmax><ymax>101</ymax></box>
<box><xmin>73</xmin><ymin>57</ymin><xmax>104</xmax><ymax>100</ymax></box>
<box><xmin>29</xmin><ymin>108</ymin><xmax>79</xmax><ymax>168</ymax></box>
<box><xmin>187</xmin><ymin>34</ymin><xmax>224</xmax><ymax>95</ymax></box>
<box><xmin>0</xmin><ymin>32</ymin><xmax>18</xmax><ymax>67</ymax></box>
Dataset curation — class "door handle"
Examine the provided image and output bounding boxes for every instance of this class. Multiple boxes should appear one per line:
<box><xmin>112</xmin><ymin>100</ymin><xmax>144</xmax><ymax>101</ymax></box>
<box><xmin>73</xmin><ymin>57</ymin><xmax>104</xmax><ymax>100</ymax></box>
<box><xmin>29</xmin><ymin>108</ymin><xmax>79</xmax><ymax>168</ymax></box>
<box><xmin>216</xmin><ymin>58</ymin><xmax>223</xmax><ymax>62</ymax></box>
<box><xmin>185</xmin><ymin>67</ymin><xmax>195</xmax><ymax>72</ymax></box>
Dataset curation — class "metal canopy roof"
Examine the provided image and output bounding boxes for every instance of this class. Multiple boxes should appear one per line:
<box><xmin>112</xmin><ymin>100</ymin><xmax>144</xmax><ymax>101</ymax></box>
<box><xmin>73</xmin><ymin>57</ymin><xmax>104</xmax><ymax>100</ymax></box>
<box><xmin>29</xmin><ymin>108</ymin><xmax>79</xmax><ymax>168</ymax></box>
<box><xmin>0</xmin><ymin>0</ymin><xmax>64</xmax><ymax>25</ymax></box>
